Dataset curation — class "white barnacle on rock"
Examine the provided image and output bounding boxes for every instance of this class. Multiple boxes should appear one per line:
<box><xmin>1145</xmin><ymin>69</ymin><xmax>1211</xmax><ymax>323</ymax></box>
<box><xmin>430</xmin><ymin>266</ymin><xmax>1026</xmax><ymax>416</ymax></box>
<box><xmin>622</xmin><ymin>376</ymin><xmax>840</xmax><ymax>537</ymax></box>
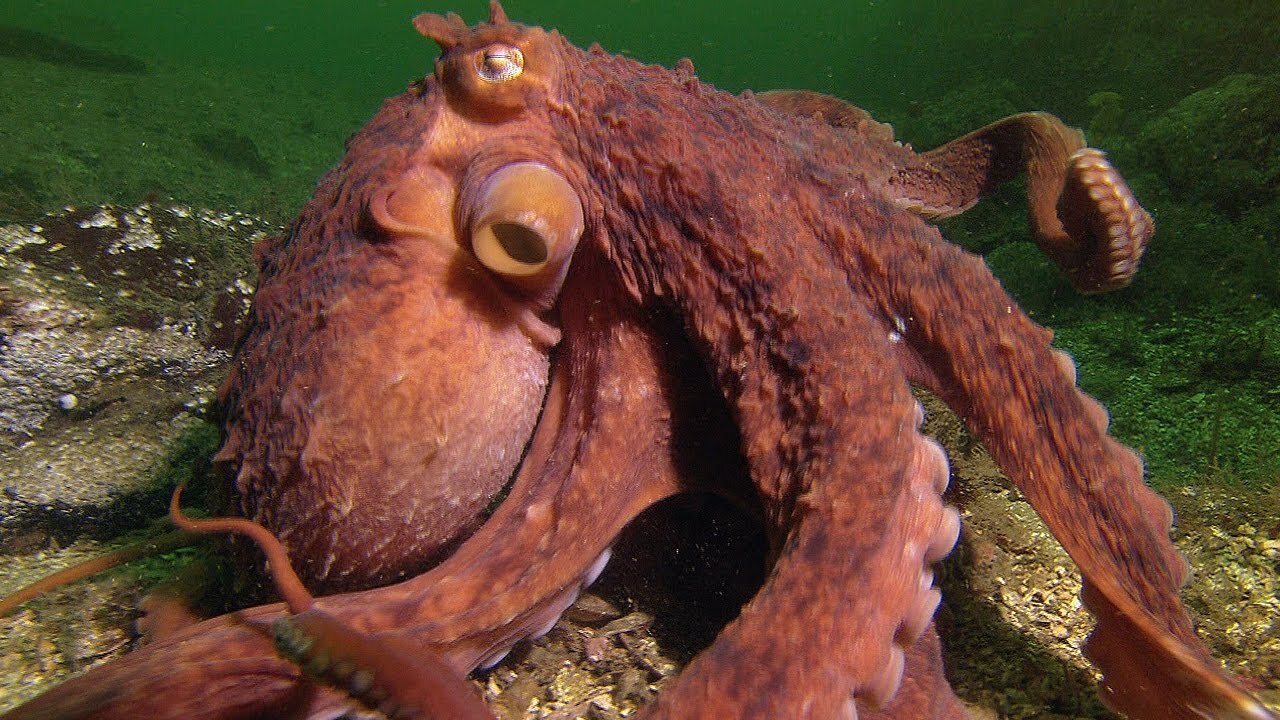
<box><xmin>108</xmin><ymin>208</ymin><xmax>163</xmax><ymax>254</ymax></box>
<box><xmin>0</xmin><ymin>225</ymin><xmax>47</xmax><ymax>255</ymax></box>
<box><xmin>77</xmin><ymin>209</ymin><xmax>118</xmax><ymax>230</ymax></box>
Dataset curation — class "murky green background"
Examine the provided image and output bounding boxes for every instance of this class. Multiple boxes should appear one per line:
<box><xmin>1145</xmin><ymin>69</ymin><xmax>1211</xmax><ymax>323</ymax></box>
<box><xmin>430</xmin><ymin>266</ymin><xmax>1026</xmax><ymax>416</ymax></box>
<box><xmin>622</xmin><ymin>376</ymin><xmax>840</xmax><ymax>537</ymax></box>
<box><xmin>3</xmin><ymin>0</ymin><xmax>1277</xmax><ymax>216</ymax></box>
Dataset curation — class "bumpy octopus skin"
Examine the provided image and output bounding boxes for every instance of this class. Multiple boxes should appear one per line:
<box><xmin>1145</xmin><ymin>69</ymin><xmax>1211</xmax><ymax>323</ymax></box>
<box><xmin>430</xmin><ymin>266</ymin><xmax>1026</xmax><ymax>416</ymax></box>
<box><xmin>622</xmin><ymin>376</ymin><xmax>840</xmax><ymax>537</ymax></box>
<box><xmin>5</xmin><ymin>4</ymin><xmax>1271</xmax><ymax>720</ymax></box>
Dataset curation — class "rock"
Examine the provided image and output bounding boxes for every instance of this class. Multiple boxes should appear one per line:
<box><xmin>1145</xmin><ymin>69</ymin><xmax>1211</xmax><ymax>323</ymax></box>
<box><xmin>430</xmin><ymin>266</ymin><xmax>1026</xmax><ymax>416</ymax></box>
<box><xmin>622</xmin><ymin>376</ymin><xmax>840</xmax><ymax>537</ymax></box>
<box><xmin>1138</xmin><ymin>73</ymin><xmax>1280</xmax><ymax>216</ymax></box>
<box><xmin>0</xmin><ymin>203</ymin><xmax>266</xmax><ymax>538</ymax></box>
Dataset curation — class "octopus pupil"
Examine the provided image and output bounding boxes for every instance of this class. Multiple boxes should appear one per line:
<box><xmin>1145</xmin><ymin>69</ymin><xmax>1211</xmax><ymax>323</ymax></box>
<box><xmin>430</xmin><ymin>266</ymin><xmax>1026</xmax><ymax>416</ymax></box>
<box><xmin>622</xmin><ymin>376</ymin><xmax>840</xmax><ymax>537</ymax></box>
<box><xmin>479</xmin><ymin>45</ymin><xmax>523</xmax><ymax>82</ymax></box>
<box><xmin>492</xmin><ymin>221</ymin><xmax>548</xmax><ymax>264</ymax></box>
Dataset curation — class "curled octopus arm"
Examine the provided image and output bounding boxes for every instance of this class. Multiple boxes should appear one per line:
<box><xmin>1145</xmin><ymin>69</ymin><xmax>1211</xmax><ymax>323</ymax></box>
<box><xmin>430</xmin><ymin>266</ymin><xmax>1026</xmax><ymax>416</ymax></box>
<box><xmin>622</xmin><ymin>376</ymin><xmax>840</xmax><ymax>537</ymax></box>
<box><xmin>2</xmin><ymin>493</ymin><xmax>493</xmax><ymax>720</ymax></box>
<box><xmin>757</xmin><ymin>90</ymin><xmax>1152</xmax><ymax>294</ymax></box>
<box><xmin>900</xmin><ymin>112</ymin><xmax>1153</xmax><ymax>295</ymax></box>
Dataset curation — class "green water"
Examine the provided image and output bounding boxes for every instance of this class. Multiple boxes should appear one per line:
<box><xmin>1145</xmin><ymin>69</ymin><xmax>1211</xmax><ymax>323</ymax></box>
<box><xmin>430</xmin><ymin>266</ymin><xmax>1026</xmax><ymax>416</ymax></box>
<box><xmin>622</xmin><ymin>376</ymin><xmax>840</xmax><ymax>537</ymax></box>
<box><xmin>1</xmin><ymin>0</ymin><xmax>1278</xmax><ymax>488</ymax></box>
<box><xmin>5</xmin><ymin>1</ymin><xmax>1277</xmax><ymax>217</ymax></box>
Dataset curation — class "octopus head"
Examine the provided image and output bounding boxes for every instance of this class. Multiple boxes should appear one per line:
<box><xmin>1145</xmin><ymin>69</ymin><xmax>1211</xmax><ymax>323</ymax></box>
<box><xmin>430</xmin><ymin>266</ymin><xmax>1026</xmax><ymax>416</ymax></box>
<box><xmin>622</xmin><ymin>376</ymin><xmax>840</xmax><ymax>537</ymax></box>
<box><xmin>225</xmin><ymin>2</ymin><xmax>592</xmax><ymax>592</ymax></box>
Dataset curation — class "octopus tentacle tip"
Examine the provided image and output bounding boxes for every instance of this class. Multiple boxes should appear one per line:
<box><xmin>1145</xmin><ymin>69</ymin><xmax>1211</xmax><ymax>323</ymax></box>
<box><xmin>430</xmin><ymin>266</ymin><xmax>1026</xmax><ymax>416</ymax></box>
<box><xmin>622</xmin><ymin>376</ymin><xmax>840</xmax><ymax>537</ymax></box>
<box><xmin>169</xmin><ymin>482</ymin><xmax>315</xmax><ymax>614</ymax></box>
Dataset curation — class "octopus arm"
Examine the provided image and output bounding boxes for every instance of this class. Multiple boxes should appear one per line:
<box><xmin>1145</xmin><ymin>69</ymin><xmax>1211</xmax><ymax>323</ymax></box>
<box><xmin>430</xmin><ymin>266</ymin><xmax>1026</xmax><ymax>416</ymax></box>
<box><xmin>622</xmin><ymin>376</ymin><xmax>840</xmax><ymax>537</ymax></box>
<box><xmin>897</xmin><ymin>113</ymin><xmax>1152</xmax><ymax>294</ymax></box>
<box><xmin>0</xmin><ymin>606</ymin><xmax>336</xmax><ymax>720</ymax></box>
<box><xmin>873</xmin><ymin>210</ymin><xmax>1273</xmax><ymax>720</ymax></box>
<box><xmin>758</xmin><ymin>89</ymin><xmax>1151</xmax><ymax>294</ymax></box>
<box><xmin>638</xmin><ymin>334</ymin><xmax>958</xmax><ymax>718</ymax></box>
<box><xmin>593</xmin><ymin>206</ymin><xmax>960</xmax><ymax>717</ymax></box>
<box><xmin>3</xmin><ymin>504</ymin><xmax>493</xmax><ymax>720</ymax></box>
<box><xmin>273</xmin><ymin>610</ymin><xmax>494</xmax><ymax>720</ymax></box>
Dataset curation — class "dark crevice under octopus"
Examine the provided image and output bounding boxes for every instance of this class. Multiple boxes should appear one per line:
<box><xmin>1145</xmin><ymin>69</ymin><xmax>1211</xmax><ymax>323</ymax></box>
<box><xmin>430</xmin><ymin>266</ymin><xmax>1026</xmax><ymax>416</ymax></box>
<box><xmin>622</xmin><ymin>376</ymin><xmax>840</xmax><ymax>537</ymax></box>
<box><xmin>5</xmin><ymin>3</ymin><xmax>1273</xmax><ymax>719</ymax></box>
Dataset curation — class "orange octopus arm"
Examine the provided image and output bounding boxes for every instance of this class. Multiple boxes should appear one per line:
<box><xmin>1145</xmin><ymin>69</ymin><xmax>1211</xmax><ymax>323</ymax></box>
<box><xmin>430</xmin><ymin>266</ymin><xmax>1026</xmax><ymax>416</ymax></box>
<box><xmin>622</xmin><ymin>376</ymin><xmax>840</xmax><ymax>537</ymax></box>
<box><xmin>169</xmin><ymin>484</ymin><xmax>493</xmax><ymax>720</ymax></box>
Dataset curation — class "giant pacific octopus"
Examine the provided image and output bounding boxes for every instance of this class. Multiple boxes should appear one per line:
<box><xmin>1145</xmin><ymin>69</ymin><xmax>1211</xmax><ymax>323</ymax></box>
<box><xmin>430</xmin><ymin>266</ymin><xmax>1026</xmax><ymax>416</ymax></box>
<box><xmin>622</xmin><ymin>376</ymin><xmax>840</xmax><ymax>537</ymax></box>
<box><xmin>5</xmin><ymin>4</ymin><xmax>1274</xmax><ymax>719</ymax></box>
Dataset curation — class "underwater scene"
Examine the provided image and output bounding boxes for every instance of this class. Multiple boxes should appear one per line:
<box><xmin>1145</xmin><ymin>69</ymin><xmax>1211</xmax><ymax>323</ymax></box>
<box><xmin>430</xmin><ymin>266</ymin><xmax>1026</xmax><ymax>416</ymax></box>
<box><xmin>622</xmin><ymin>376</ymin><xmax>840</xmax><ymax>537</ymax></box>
<box><xmin>0</xmin><ymin>0</ymin><xmax>1277</xmax><ymax>718</ymax></box>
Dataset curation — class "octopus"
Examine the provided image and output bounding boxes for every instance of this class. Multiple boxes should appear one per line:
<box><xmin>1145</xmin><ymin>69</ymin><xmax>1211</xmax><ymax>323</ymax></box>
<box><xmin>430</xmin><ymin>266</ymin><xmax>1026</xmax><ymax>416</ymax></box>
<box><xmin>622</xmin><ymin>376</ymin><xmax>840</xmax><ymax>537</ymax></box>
<box><xmin>4</xmin><ymin>3</ymin><xmax>1273</xmax><ymax>719</ymax></box>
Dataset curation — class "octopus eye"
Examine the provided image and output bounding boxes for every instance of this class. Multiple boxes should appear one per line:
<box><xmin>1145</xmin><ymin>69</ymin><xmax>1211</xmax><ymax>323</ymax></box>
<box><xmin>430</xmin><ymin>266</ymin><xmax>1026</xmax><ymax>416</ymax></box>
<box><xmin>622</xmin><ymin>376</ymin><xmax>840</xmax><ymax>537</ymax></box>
<box><xmin>469</xmin><ymin>162</ymin><xmax>583</xmax><ymax>297</ymax></box>
<box><xmin>476</xmin><ymin>44</ymin><xmax>524</xmax><ymax>83</ymax></box>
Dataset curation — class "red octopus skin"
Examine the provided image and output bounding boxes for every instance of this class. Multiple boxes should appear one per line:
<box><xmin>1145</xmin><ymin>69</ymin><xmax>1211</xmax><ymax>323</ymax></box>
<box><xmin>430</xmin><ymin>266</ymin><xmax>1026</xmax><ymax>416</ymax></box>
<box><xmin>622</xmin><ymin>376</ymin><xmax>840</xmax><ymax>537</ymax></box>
<box><xmin>3</xmin><ymin>3</ymin><xmax>1270</xmax><ymax>720</ymax></box>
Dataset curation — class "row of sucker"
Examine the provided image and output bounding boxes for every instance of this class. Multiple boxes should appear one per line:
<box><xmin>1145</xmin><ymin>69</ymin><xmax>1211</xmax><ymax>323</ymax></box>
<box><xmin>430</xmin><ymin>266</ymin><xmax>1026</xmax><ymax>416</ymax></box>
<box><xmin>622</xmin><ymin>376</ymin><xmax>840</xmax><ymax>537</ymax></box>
<box><xmin>1050</xmin><ymin>343</ymin><xmax>1240</xmax><ymax>720</ymax></box>
<box><xmin>1051</xmin><ymin>349</ymin><xmax>1112</xmax><ymax>431</ymax></box>
<box><xmin>1052</xmin><ymin>349</ymin><xmax>1180</xmax><ymax>563</ymax></box>
<box><xmin>1066</xmin><ymin>149</ymin><xmax>1153</xmax><ymax>284</ymax></box>
<box><xmin>842</xmin><ymin>403</ymin><xmax>960</xmax><ymax>718</ymax></box>
<box><xmin>271</xmin><ymin>616</ymin><xmax>419</xmax><ymax>720</ymax></box>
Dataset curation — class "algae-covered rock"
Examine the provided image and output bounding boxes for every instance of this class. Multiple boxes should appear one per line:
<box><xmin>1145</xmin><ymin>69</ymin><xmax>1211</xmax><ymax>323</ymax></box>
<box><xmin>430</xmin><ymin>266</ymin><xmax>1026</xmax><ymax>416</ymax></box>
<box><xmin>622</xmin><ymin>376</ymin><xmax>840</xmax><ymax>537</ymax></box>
<box><xmin>0</xmin><ymin>203</ymin><xmax>263</xmax><ymax>537</ymax></box>
<box><xmin>1086</xmin><ymin>90</ymin><xmax>1125</xmax><ymax>139</ymax></box>
<box><xmin>1139</xmin><ymin>73</ymin><xmax>1280</xmax><ymax>215</ymax></box>
<box><xmin>0</xmin><ymin>202</ymin><xmax>267</xmax><ymax>710</ymax></box>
